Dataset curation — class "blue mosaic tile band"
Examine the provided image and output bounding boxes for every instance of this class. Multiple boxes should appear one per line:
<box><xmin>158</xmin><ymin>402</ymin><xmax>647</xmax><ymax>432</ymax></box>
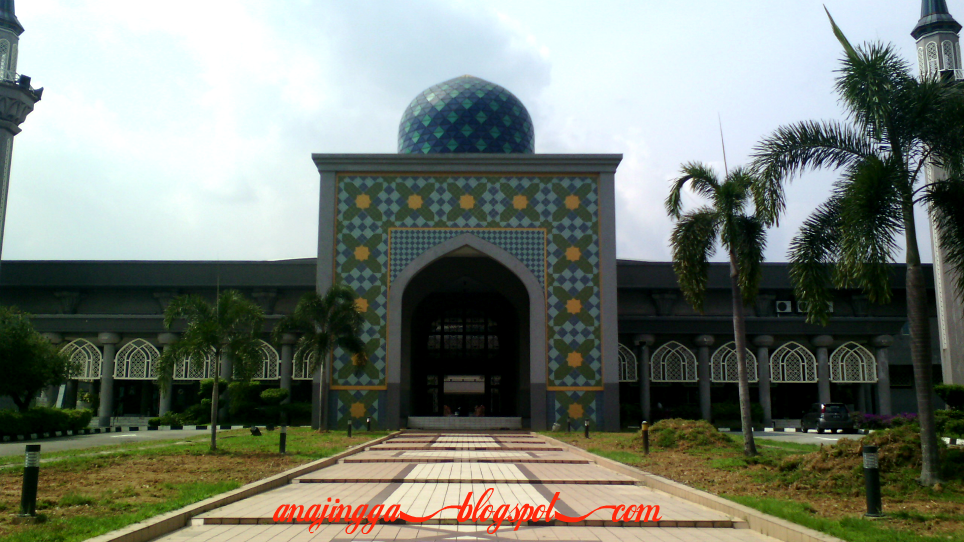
<box><xmin>389</xmin><ymin>229</ymin><xmax>545</xmax><ymax>288</ymax></box>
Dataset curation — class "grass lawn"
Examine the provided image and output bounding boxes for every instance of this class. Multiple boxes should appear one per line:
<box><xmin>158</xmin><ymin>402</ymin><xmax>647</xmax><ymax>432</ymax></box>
<box><xmin>547</xmin><ymin>426</ymin><xmax>964</xmax><ymax>542</ymax></box>
<box><xmin>0</xmin><ymin>427</ymin><xmax>390</xmax><ymax>542</ymax></box>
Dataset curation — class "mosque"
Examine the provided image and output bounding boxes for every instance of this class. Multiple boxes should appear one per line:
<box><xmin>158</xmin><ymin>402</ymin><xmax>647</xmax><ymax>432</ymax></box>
<box><xmin>0</xmin><ymin>1</ymin><xmax>960</xmax><ymax>431</ymax></box>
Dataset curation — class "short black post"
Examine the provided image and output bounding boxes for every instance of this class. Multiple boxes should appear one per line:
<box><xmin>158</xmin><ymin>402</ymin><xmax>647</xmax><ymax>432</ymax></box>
<box><xmin>347</xmin><ymin>421</ymin><xmax>352</xmax><ymax>438</ymax></box>
<box><xmin>19</xmin><ymin>444</ymin><xmax>40</xmax><ymax>517</ymax></box>
<box><xmin>366</xmin><ymin>417</ymin><xmax>372</xmax><ymax>432</ymax></box>
<box><xmin>566</xmin><ymin>419</ymin><xmax>571</xmax><ymax>432</ymax></box>
<box><xmin>641</xmin><ymin>421</ymin><xmax>650</xmax><ymax>455</ymax></box>
<box><xmin>279</xmin><ymin>425</ymin><xmax>287</xmax><ymax>454</ymax></box>
<box><xmin>584</xmin><ymin>419</ymin><xmax>590</xmax><ymax>438</ymax></box>
<box><xmin>863</xmin><ymin>445</ymin><xmax>883</xmax><ymax>517</ymax></box>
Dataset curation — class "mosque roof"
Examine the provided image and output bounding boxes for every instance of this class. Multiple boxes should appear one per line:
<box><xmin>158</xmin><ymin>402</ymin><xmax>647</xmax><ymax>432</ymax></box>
<box><xmin>397</xmin><ymin>75</ymin><xmax>534</xmax><ymax>154</ymax></box>
<box><xmin>0</xmin><ymin>0</ymin><xmax>23</xmax><ymax>35</ymax></box>
<box><xmin>912</xmin><ymin>0</ymin><xmax>961</xmax><ymax>39</ymax></box>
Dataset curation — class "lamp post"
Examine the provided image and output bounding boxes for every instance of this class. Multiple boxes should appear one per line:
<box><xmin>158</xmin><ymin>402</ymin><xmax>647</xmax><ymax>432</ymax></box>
<box><xmin>863</xmin><ymin>445</ymin><xmax>883</xmax><ymax>517</ymax></box>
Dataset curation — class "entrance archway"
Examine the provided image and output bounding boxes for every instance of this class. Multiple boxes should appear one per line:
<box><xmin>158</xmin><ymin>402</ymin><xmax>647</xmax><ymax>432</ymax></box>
<box><xmin>385</xmin><ymin>233</ymin><xmax>547</xmax><ymax>429</ymax></box>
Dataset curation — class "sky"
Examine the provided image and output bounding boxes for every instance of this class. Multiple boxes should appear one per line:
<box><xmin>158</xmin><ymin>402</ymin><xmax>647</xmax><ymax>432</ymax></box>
<box><xmin>2</xmin><ymin>0</ymin><xmax>945</xmax><ymax>264</ymax></box>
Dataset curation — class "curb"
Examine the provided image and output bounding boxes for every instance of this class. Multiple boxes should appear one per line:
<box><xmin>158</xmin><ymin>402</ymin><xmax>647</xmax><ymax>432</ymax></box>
<box><xmin>540</xmin><ymin>433</ymin><xmax>846</xmax><ymax>542</ymax></box>
<box><xmin>1</xmin><ymin>425</ymin><xmax>264</xmax><ymax>443</ymax></box>
<box><xmin>84</xmin><ymin>430</ymin><xmax>400</xmax><ymax>542</ymax></box>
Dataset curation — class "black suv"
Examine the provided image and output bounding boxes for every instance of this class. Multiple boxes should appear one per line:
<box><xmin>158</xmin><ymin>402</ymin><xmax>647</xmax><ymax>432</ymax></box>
<box><xmin>801</xmin><ymin>403</ymin><xmax>856</xmax><ymax>434</ymax></box>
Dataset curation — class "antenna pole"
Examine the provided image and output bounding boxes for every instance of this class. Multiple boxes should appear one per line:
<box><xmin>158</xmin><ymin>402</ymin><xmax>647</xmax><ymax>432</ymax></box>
<box><xmin>718</xmin><ymin>113</ymin><xmax>729</xmax><ymax>175</ymax></box>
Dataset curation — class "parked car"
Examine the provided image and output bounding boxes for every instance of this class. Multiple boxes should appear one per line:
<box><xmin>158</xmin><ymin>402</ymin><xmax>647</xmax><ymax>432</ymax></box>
<box><xmin>801</xmin><ymin>402</ymin><xmax>856</xmax><ymax>434</ymax></box>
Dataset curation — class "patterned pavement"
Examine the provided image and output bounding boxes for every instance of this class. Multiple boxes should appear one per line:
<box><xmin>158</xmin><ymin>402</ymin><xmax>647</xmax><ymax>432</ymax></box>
<box><xmin>151</xmin><ymin>432</ymin><xmax>784</xmax><ymax>541</ymax></box>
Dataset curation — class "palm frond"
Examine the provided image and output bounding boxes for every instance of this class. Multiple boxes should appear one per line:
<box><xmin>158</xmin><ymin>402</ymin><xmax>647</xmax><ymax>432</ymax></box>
<box><xmin>669</xmin><ymin>207</ymin><xmax>720</xmax><ymax>312</ymax></box>
<box><xmin>824</xmin><ymin>7</ymin><xmax>858</xmax><ymax>59</ymax></box>
<box><xmin>727</xmin><ymin>215</ymin><xmax>767</xmax><ymax>305</ymax></box>
<box><xmin>666</xmin><ymin>162</ymin><xmax>720</xmax><ymax>219</ymax></box>
<box><xmin>832</xmin><ymin>157</ymin><xmax>903</xmax><ymax>303</ymax></box>
<box><xmin>788</xmin><ymin>197</ymin><xmax>843</xmax><ymax>326</ymax></box>
<box><xmin>752</xmin><ymin>120</ymin><xmax>877</xmax><ymax>184</ymax></box>
<box><xmin>924</xmin><ymin>177</ymin><xmax>964</xmax><ymax>307</ymax></box>
<box><xmin>835</xmin><ymin>42</ymin><xmax>911</xmax><ymax>141</ymax></box>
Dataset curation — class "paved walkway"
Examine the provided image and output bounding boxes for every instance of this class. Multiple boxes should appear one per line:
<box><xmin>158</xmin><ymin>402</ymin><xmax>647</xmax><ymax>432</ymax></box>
<box><xmin>153</xmin><ymin>432</ymin><xmax>783</xmax><ymax>541</ymax></box>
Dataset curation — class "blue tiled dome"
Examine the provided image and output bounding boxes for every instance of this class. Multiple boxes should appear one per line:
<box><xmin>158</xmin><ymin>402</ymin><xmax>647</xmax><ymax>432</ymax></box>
<box><xmin>398</xmin><ymin>76</ymin><xmax>534</xmax><ymax>154</ymax></box>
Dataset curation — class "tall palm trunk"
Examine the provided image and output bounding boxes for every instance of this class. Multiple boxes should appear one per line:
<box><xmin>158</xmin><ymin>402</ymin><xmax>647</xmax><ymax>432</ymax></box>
<box><xmin>320</xmin><ymin>354</ymin><xmax>330</xmax><ymax>431</ymax></box>
<box><xmin>903</xmin><ymin>207</ymin><xmax>941</xmax><ymax>484</ymax></box>
<box><xmin>210</xmin><ymin>348</ymin><xmax>220</xmax><ymax>451</ymax></box>
<box><xmin>728</xmin><ymin>250</ymin><xmax>757</xmax><ymax>457</ymax></box>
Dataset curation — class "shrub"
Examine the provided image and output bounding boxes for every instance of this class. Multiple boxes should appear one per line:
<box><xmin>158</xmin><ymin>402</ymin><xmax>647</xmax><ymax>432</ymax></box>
<box><xmin>0</xmin><ymin>407</ymin><xmax>93</xmax><ymax>435</ymax></box>
<box><xmin>854</xmin><ymin>412</ymin><xmax>918</xmax><ymax>430</ymax></box>
<box><xmin>260</xmin><ymin>388</ymin><xmax>289</xmax><ymax>405</ymax></box>
<box><xmin>935</xmin><ymin>409</ymin><xmax>964</xmax><ymax>438</ymax></box>
<box><xmin>935</xmin><ymin>384</ymin><xmax>964</xmax><ymax>410</ymax></box>
<box><xmin>198</xmin><ymin>378</ymin><xmax>230</xmax><ymax>399</ymax></box>
<box><xmin>227</xmin><ymin>381</ymin><xmax>262</xmax><ymax>421</ymax></box>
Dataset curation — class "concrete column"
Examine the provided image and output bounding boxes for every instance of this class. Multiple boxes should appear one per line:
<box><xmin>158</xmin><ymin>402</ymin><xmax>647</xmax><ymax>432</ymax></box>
<box><xmin>218</xmin><ymin>353</ymin><xmax>233</xmax><ymax>421</ymax></box>
<box><xmin>813</xmin><ymin>335</ymin><xmax>834</xmax><ymax>404</ymax></box>
<box><xmin>41</xmin><ymin>333</ymin><xmax>63</xmax><ymax>407</ymax></box>
<box><xmin>872</xmin><ymin>335</ymin><xmax>893</xmax><ymax>415</ymax></box>
<box><xmin>695</xmin><ymin>335</ymin><xmax>714</xmax><ymax>421</ymax></box>
<box><xmin>311</xmin><ymin>365</ymin><xmax>322</xmax><ymax>430</ymax></box>
<box><xmin>157</xmin><ymin>333</ymin><xmax>178</xmax><ymax>416</ymax></box>
<box><xmin>63</xmin><ymin>380</ymin><xmax>78</xmax><ymax>409</ymax></box>
<box><xmin>280</xmin><ymin>333</ymin><xmax>297</xmax><ymax>404</ymax></box>
<box><xmin>634</xmin><ymin>334</ymin><xmax>654</xmax><ymax>423</ymax></box>
<box><xmin>754</xmin><ymin>335</ymin><xmax>775</xmax><ymax>426</ymax></box>
<box><xmin>97</xmin><ymin>333</ymin><xmax>120</xmax><ymax>427</ymax></box>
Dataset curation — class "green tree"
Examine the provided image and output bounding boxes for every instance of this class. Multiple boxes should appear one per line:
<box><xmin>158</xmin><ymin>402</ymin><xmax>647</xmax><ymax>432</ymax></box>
<box><xmin>272</xmin><ymin>285</ymin><xmax>367</xmax><ymax>431</ymax></box>
<box><xmin>666</xmin><ymin>164</ymin><xmax>768</xmax><ymax>457</ymax></box>
<box><xmin>751</xmin><ymin>12</ymin><xmax>964</xmax><ymax>485</ymax></box>
<box><xmin>156</xmin><ymin>290</ymin><xmax>264</xmax><ymax>451</ymax></box>
<box><xmin>0</xmin><ymin>306</ymin><xmax>75</xmax><ymax>412</ymax></box>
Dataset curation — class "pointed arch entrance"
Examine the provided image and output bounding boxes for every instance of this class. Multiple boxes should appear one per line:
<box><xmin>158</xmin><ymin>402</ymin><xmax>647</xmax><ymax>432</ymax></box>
<box><xmin>386</xmin><ymin>233</ymin><xmax>547</xmax><ymax>429</ymax></box>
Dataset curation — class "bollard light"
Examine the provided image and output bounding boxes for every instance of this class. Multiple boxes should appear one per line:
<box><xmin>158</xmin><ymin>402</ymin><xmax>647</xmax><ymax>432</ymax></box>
<box><xmin>584</xmin><ymin>419</ymin><xmax>590</xmax><ymax>439</ymax></box>
<box><xmin>279</xmin><ymin>425</ymin><xmax>287</xmax><ymax>454</ymax></box>
<box><xmin>567</xmin><ymin>419</ymin><xmax>571</xmax><ymax>433</ymax></box>
<box><xmin>20</xmin><ymin>444</ymin><xmax>40</xmax><ymax>517</ymax></box>
<box><xmin>641</xmin><ymin>421</ymin><xmax>650</xmax><ymax>455</ymax></box>
<box><xmin>366</xmin><ymin>417</ymin><xmax>372</xmax><ymax>432</ymax></box>
<box><xmin>862</xmin><ymin>445</ymin><xmax>883</xmax><ymax>517</ymax></box>
<box><xmin>347</xmin><ymin>421</ymin><xmax>352</xmax><ymax>438</ymax></box>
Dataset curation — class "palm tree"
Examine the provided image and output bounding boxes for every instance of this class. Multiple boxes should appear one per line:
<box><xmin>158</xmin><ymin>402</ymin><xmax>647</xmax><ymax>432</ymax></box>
<box><xmin>751</xmin><ymin>12</ymin><xmax>964</xmax><ymax>485</ymax></box>
<box><xmin>272</xmin><ymin>285</ymin><xmax>367</xmax><ymax>431</ymax></box>
<box><xmin>666</xmin><ymin>163</ymin><xmax>768</xmax><ymax>457</ymax></box>
<box><xmin>157</xmin><ymin>290</ymin><xmax>264</xmax><ymax>451</ymax></box>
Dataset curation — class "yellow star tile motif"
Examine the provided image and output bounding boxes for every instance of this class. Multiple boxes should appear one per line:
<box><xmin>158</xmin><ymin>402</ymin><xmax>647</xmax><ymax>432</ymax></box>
<box><xmin>408</xmin><ymin>195</ymin><xmax>423</xmax><ymax>209</ymax></box>
<box><xmin>566</xmin><ymin>299</ymin><xmax>582</xmax><ymax>314</ymax></box>
<box><xmin>568</xmin><ymin>403</ymin><xmax>584</xmax><ymax>420</ymax></box>
<box><xmin>459</xmin><ymin>194</ymin><xmax>475</xmax><ymax>209</ymax></box>
<box><xmin>513</xmin><ymin>195</ymin><xmax>528</xmax><ymax>209</ymax></box>
<box><xmin>355</xmin><ymin>298</ymin><xmax>368</xmax><ymax>313</ymax></box>
<box><xmin>351</xmin><ymin>353</ymin><xmax>366</xmax><ymax>366</ymax></box>
<box><xmin>350</xmin><ymin>402</ymin><xmax>367</xmax><ymax>419</ymax></box>
<box><xmin>356</xmin><ymin>194</ymin><xmax>371</xmax><ymax>209</ymax></box>
<box><xmin>564</xmin><ymin>195</ymin><xmax>580</xmax><ymax>210</ymax></box>
<box><xmin>567</xmin><ymin>352</ymin><xmax>583</xmax><ymax>368</ymax></box>
<box><xmin>354</xmin><ymin>246</ymin><xmax>370</xmax><ymax>261</ymax></box>
<box><xmin>565</xmin><ymin>246</ymin><xmax>581</xmax><ymax>261</ymax></box>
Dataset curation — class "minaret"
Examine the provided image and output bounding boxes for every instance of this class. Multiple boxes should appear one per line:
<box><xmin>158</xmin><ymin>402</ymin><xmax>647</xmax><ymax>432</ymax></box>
<box><xmin>913</xmin><ymin>0</ymin><xmax>964</xmax><ymax>386</ymax></box>
<box><xmin>0</xmin><ymin>0</ymin><xmax>41</xmax><ymax>263</ymax></box>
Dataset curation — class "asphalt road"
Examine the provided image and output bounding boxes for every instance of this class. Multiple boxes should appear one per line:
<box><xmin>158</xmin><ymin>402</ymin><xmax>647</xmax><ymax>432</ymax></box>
<box><xmin>0</xmin><ymin>428</ymin><xmax>210</xmax><ymax>458</ymax></box>
<box><xmin>753</xmin><ymin>430</ymin><xmax>859</xmax><ymax>445</ymax></box>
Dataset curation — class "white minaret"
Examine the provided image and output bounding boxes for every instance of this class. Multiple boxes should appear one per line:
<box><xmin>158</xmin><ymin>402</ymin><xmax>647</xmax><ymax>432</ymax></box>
<box><xmin>913</xmin><ymin>0</ymin><xmax>964</xmax><ymax>386</ymax></box>
<box><xmin>0</xmin><ymin>0</ymin><xmax>41</xmax><ymax>265</ymax></box>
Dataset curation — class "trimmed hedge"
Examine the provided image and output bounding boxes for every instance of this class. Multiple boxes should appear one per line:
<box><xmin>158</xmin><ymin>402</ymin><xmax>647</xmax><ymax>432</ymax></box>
<box><xmin>0</xmin><ymin>407</ymin><xmax>93</xmax><ymax>436</ymax></box>
<box><xmin>935</xmin><ymin>384</ymin><xmax>964</xmax><ymax>411</ymax></box>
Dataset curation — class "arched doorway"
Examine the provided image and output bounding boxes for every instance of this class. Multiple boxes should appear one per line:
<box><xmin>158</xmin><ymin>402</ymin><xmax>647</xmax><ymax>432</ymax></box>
<box><xmin>386</xmin><ymin>233</ymin><xmax>547</xmax><ymax>429</ymax></box>
<box><xmin>411</xmin><ymin>292</ymin><xmax>519</xmax><ymax>417</ymax></box>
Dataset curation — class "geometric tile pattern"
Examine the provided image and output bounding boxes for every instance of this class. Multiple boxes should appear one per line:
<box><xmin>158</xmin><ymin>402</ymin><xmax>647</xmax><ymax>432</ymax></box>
<box><xmin>398</xmin><ymin>75</ymin><xmax>534</xmax><ymax>154</ymax></box>
<box><xmin>389</xmin><ymin>228</ymin><xmax>545</xmax><ymax>288</ymax></box>
<box><xmin>336</xmin><ymin>389</ymin><xmax>380</xmax><ymax>430</ymax></box>
<box><xmin>553</xmin><ymin>390</ymin><xmax>599</xmax><ymax>430</ymax></box>
<box><xmin>334</xmin><ymin>173</ymin><xmax>602</xmax><ymax>424</ymax></box>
